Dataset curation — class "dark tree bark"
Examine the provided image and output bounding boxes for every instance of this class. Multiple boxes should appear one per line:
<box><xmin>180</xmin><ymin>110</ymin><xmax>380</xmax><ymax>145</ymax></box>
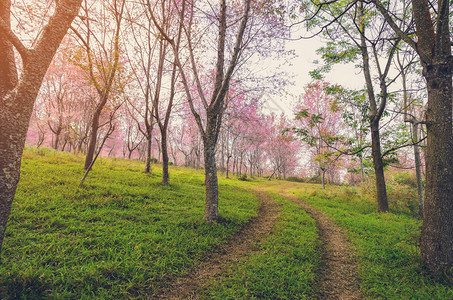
<box><xmin>369</xmin><ymin>118</ymin><xmax>388</xmax><ymax>211</ymax></box>
<box><xmin>0</xmin><ymin>0</ymin><xmax>82</xmax><ymax>257</ymax></box>
<box><xmin>372</xmin><ymin>0</ymin><xmax>453</xmax><ymax>277</ymax></box>
<box><xmin>203</xmin><ymin>131</ymin><xmax>219</xmax><ymax>220</ymax></box>
<box><xmin>144</xmin><ymin>137</ymin><xmax>152</xmax><ymax>173</ymax></box>
<box><xmin>373</xmin><ymin>0</ymin><xmax>453</xmax><ymax>275</ymax></box>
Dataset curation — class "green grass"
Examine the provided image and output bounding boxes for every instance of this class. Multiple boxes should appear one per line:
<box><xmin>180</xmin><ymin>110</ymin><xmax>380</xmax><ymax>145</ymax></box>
<box><xmin>202</xmin><ymin>192</ymin><xmax>321</xmax><ymax>299</ymax></box>
<box><xmin>0</xmin><ymin>147</ymin><xmax>259</xmax><ymax>299</ymax></box>
<box><xmin>4</xmin><ymin>147</ymin><xmax>451</xmax><ymax>299</ymax></box>
<box><xmin>287</xmin><ymin>183</ymin><xmax>453</xmax><ymax>299</ymax></box>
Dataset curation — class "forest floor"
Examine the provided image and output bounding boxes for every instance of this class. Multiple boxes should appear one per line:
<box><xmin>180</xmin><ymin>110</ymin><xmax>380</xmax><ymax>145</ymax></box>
<box><xmin>155</xmin><ymin>182</ymin><xmax>361</xmax><ymax>299</ymax></box>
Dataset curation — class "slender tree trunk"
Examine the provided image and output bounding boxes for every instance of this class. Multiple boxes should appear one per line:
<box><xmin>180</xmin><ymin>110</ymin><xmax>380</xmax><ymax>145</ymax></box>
<box><xmin>203</xmin><ymin>137</ymin><xmax>219</xmax><ymax>222</ymax></box>
<box><xmin>358</xmin><ymin>1</ymin><xmax>389</xmax><ymax>212</ymax></box>
<box><xmin>239</xmin><ymin>155</ymin><xmax>243</xmax><ymax>176</ymax></box>
<box><xmin>370</xmin><ymin>119</ymin><xmax>388</xmax><ymax>212</ymax></box>
<box><xmin>144</xmin><ymin>136</ymin><xmax>152</xmax><ymax>173</ymax></box>
<box><xmin>226</xmin><ymin>156</ymin><xmax>230</xmax><ymax>178</ymax></box>
<box><xmin>84</xmin><ymin>109</ymin><xmax>101</xmax><ymax>170</ymax></box>
<box><xmin>53</xmin><ymin>128</ymin><xmax>61</xmax><ymax>150</ymax></box>
<box><xmin>161</xmin><ymin>133</ymin><xmax>169</xmax><ymax>185</ymax></box>
<box><xmin>412</xmin><ymin>122</ymin><xmax>424</xmax><ymax>215</ymax></box>
<box><xmin>232</xmin><ymin>157</ymin><xmax>236</xmax><ymax>175</ymax></box>
<box><xmin>321</xmin><ymin>168</ymin><xmax>326</xmax><ymax>189</ymax></box>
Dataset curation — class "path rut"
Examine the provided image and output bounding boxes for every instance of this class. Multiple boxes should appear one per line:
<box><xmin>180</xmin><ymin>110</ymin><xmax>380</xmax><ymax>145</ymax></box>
<box><xmin>153</xmin><ymin>188</ymin><xmax>280</xmax><ymax>299</ymax></box>
<box><xmin>278</xmin><ymin>186</ymin><xmax>362</xmax><ymax>299</ymax></box>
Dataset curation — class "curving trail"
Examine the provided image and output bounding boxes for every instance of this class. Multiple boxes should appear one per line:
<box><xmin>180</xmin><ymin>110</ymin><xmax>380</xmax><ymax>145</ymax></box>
<box><xmin>153</xmin><ymin>182</ymin><xmax>362</xmax><ymax>299</ymax></box>
<box><xmin>152</xmin><ymin>188</ymin><xmax>280</xmax><ymax>299</ymax></box>
<box><xmin>276</xmin><ymin>184</ymin><xmax>362</xmax><ymax>299</ymax></box>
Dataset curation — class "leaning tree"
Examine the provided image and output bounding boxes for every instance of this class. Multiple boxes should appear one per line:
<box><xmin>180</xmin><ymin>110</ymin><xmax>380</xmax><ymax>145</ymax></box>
<box><xmin>0</xmin><ymin>0</ymin><xmax>82</xmax><ymax>257</ymax></box>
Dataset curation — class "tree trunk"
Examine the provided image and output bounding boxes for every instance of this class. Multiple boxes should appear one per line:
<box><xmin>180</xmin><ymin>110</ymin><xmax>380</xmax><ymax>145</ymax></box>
<box><xmin>203</xmin><ymin>137</ymin><xmax>219</xmax><ymax>222</ymax></box>
<box><xmin>0</xmin><ymin>94</ymin><xmax>32</xmax><ymax>258</ymax></box>
<box><xmin>226</xmin><ymin>155</ymin><xmax>230</xmax><ymax>178</ymax></box>
<box><xmin>161</xmin><ymin>133</ymin><xmax>169</xmax><ymax>185</ymax></box>
<box><xmin>370</xmin><ymin>119</ymin><xmax>388</xmax><ymax>212</ymax></box>
<box><xmin>53</xmin><ymin>127</ymin><xmax>61</xmax><ymax>150</ymax></box>
<box><xmin>420</xmin><ymin>61</ymin><xmax>453</xmax><ymax>275</ymax></box>
<box><xmin>144</xmin><ymin>136</ymin><xmax>152</xmax><ymax>173</ymax></box>
<box><xmin>358</xmin><ymin>1</ymin><xmax>389</xmax><ymax>212</ymax></box>
<box><xmin>321</xmin><ymin>168</ymin><xmax>326</xmax><ymax>189</ymax></box>
<box><xmin>0</xmin><ymin>0</ymin><xmax>82</xmax><ymax>257</ymax></box>
<box><xmin>412</xmin><ymin>122</ymin><xmax>424</xmax><ymax>215</ymax></box>
<box><xmin>84</xmin><ymin>109</ymin><xmax>101</xmax><ymax>170</ymax></box>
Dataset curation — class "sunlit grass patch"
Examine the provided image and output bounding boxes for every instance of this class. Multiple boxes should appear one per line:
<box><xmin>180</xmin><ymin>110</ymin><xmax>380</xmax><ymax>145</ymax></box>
<box><xmin>0</xmin><ymin>148</ymin><xmax>259</xmax><ymax>299</ymax></box>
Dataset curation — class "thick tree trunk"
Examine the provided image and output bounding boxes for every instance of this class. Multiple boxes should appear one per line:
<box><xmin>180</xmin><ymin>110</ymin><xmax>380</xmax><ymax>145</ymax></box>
<box><xmin>370</xmin><ymin>119</ymin><xmax>388</xmax><ymax>212</ymax></box>
<box><xmin>0</xmin><ymin>94</ymin><xmax>33</xmax><ymax>258</ymax></box>
<box><xmin>0</xmin><ymin>0</ymin><xmax>82</xmax><ymax>257</ymax></box>
<box><xmin>203</xmin><ymin>138</ymin><xmax>219</xmax><ymax>222</ymax></box>
<box><xmin>0</xmin><ymin>3</ymin><xmax>23</xmax><ymax>254</ymax></box>
<box><xmin>421</xmin><ymin>62</ymin><xmax>453</xmax><ymax>275</ymax></box>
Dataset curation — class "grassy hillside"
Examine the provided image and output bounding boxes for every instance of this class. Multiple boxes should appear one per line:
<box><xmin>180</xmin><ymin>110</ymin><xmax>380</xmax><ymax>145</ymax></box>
<box><xmin>1</xmin><ymin>148</ymin><xmax>452</xmax><ymax>299</ymax></box>
<box><xmin>0</xmin><ymin>147</ymin><xmax>259</xmax><ymax>298</ymax></box>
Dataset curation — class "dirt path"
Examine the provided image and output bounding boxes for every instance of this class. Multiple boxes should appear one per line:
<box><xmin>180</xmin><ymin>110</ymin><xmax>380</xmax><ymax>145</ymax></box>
<box><xmin>278</xmin><ymin>186</ymin><xmax>362</xmax><ymax>299</ymax></box>
<box><xmin>152</xmin><ymin>188</ymin><xmax>280</xmax><ymax>299</ymax></box>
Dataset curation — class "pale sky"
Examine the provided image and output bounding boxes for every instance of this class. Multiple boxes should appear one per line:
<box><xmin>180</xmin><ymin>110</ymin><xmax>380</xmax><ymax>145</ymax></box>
<box><xmin>262</xmin><ymin>35</ymin><xmax>365</xmax><ymax>117</ymax></box>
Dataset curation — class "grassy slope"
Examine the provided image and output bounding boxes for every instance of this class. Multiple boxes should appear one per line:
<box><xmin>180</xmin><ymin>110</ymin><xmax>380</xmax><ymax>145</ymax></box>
<box><xmin>287</xmin><ymin>183</ymin><xmax>453</xmax><ymax>299</ymax></box>
<box><xmin>0</xmin><ymin>147</ymin><xmax>259</xmax><ymax>299</ymax></box>
<box><xmin>3</xmin><ymin>148</ymin><xmax>451</xmax><ymax>299</ymax></box>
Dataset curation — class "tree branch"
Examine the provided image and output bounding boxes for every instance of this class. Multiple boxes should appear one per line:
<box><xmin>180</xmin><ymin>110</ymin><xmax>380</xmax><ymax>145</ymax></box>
<box><xmin>0</xmin><ymin>16</ymin><xmax>30</xmax><ymax>60</ymax></box>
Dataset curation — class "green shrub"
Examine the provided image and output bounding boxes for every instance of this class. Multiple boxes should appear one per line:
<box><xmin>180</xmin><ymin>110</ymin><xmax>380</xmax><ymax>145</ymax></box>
<box><xmin>287</xmin><ymin>176</ymin><xmax>305</xmax><ymax>183</ymax></box>
<box><xmin>307</xmin><ymin>176</ymin><xmax>321</xmax><ymax>184</ymax></box>
<box><xmin>392</xmin><ymin>172</ymin><xmax>418</xmax><ymax>188</ymax></box>
<box><xmin>238</xmin><ymin>173</ymin><xmax>248</xmax><ymax>181</ymax></box>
